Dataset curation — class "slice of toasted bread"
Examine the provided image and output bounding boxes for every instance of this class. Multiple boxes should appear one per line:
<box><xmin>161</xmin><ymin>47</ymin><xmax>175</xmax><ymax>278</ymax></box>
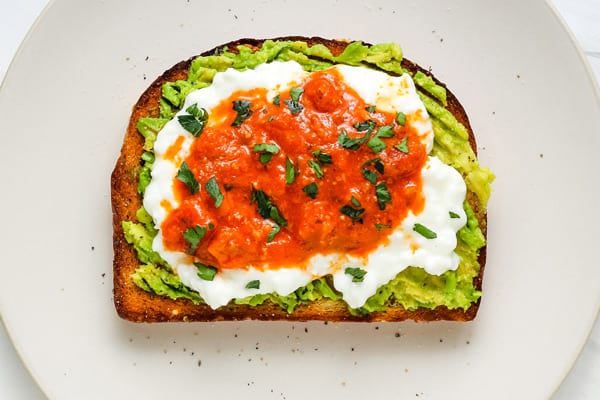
<box><xmin>111</xmin><ymin>37</ymin><xmax>487</xmax><ymax>322</ymax></box>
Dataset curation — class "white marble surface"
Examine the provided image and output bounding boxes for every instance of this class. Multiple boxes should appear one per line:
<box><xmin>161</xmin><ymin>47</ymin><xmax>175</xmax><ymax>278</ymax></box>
<box><xmin>0</xmin><ymin>0</ymin><xmax>598</xmax><ymax>398</ymax></box>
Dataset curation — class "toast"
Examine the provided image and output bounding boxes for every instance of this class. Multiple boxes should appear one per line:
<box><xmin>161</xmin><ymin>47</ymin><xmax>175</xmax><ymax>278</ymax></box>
<box><xmin>111</xmin><ymin>37</ymin><xmax>492</xmax><ymax>322</ymax></box>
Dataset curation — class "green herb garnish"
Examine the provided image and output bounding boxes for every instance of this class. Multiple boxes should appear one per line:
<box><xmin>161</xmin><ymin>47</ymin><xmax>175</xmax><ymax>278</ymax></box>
<box><xmin>311</xmin><ymin>150</ymin><xmax>333</xmax><ymax>165</ymax></box>
<box><xmin>267</xmin><ymin>224</ymin><xmax>281</xmax><ymax>243</ymax></box>
<box><xmin>231</xmin><ymin>100</ymin><xmax>253</xmax><ymax>127</ymax></box>
<box><xmin>246</xmin><ymin>280</ymin><xmax>261</xmax><ymax>289</ymax></box>
<box><xmin>302</xmin><ymin>182</ymin><xmax>319</xmax><ymax>199</ymax></box>
<box><xmin>351</xmin><ymin>196</ymin><xmax>362</xmax><ymax>207</ymax></box>
<box><xmin>365</xmin><ymin>105</ymin><xmax>376</xmax><ymax>113</ymax></box>
<box><xmin>253</xmin><ymin>143</ymin><xmax>280</xmax><ymax>164</ymax></box>
<box><xmin>285</xmin><ymin>157</ymin><xmax>296</xmax><ymax>184</ymax></box>
<box><xmin>375</xmin><ymin>223</ymin><xmax>392</xmax><ymax>231</ymax></box>
<box><xmin>449</xmin><ymin>211</ymin><xmax>461</xmax><ymax>219</ymax></box>
<box><xmin>251</xmin><ymin>187</ymin><xmax>288</xmax><ymax>228</ymax></box>
<box><xmin>394</xmin><ymin>137</ymin><xmax>409</xmax><ymax>153</ymax></box>
<box><xmin>176</xmin><ymin>161</ymin><xmax>199</xmax><ymax>194</ymax></box>
<box><xmin>285</xmin><ymin>87</ymin><xmax>304</xmax><ymax>115</ymax></box>
<box><xmin>177</xmin><ymin>103</ymin><xmax>208</xmax><ymax>137</ymax></box>
<box><xmin>353</xmin><ymin>119</ymin><xmax>376</xmax><ymax>133</ymax></box>
<box><xmin>413</xmin><ymin>223</ymin><xmax>437</xmax><ymax>239</ymax></box>
<box><xmin>183</xmin><ymin>224</ymin><xmax>208</xmax><ymax>253</ymax></box>
<box><xmin>375</xmin><ymin>182</ymin><xmax>392</xmax><ymax>210</ymax></box>
<box><xmin>338</xmin><ymin>129</ymin><xmax>368</xmax><ymax>150</ymax></box>
<box><xmin>308</xmin><ymin>160</ymin><xmax>324</xmax><ymax>179</ymax></box>
<box><xmin>273</xmin><ymin>94</ymin><xmax>281</xmax><ymax>106</ymax></box>
<box><xmin>345</xmin><ymin>267</ymin><xmax>367</xmax><ymax>282</ymax></box>
<box><xmin>340</xmin><ymin>204</ymin><xmax>365</xmax><ymax>224</ymax></box>
<box><xmin>396</xmin><ymin>111</ymin><xmax>406</xmax><ymax>126</ymax></box>
<box><xmin>362</xmin><ymin>168</ymin><xmax>377</xmax><ymax>184</ymax></box>
<box><xmin>205</xmin><ymin>176</ymin><xmax>224</xmax><ymax>208</ymax></box>
<box><xmin>194</xmin><ymin>262</ymin><xmax>217</xmax><ymax>281</ymax></box>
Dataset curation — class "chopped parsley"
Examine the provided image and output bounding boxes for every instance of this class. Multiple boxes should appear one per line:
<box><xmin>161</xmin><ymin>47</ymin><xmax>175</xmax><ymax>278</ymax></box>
<box><xmin>367</xmin><ymin>125</ymin><xmax>396</xmax><ymax>153</ymax></box>
<box><xmin>177</xmin><ymin>103</ymin><xmax>208</xmax><ymax>137</ymax></box>
<box><xmin>338</xmin><ymin>129</ymin><xmax>368</xmax><ymax>150</ymax></box>
<box><xmin>231</xmin><ymin>100</ymin><xmax>253</xmax><ymax>127</ymax></box>
<box><xmin>273</xmin><ymin>94</ymin><xmax>281</xmax><ymax>106</ymax></box>
<box><xmin>375</xmin><ymin>223</ymin><xmax>392</xmax><ymax>231</ymax></box>
<box><xmin>311</xmin><ymin>150</ymin><xmax>333</xmax><ymax>165</ymax></box>
<box><xmin>375</xmin><ymin>182</ymin><xmax>392</xmax><ymax>210</ymax></box>
<box><xmin>413</xmin><ymin>223</ymin><xmax>437</xmax><ymax>239</ymax></box>
<box><xmin>351</xmin><ymin>196</ymin><xmax>362</xmax><ymax>207</ymax></box>
<box><xmin>253</xmin><ymin>143</ymin><xmax>280</xmax><ymax>164</ymax></box>
<box><xmin>285</xmin><ymin>157</ymin><xmax>296</xmax><ymax>184</ymax></box>
<box><xmin>267</xmin><ymin>224</ymin><xmax>281</xmax><ymax>243</ymax></box>
<box><xmin>308</xmin><ymin>160</ymin><xmax>324</xmax><ymax>179</ymax></box>
<box><xmin>285</xmin><ymin>87</ymin><xmax>304</xmax><ymax>115</ymax></box>
<box><xmin>340</xmin><ymin>204</ymin><xmax>365</xmax><ymax>224</ymax></box>
<box><xmin>362</xmin><ymin>168</ymin><xmax>377</xmax><ymax>184</ymax></box>
<box><xmin>302</xmin><ymin>182</ymin><xmax>319</xmax><ymax>199</ymax></box>
<box><xmin>251</xmin><ymin>187</ymin><xmax>288</xmax><ymax>240</ymax></box>
<box><xmin>205</xmin><ymin>176</ymin><xmax>224</xmax><ymax>208</ymax></box>
<box><xmin>245</xmin><ymin>280</ymin><xmax>261</xmax><ymax>289</ymax></box>
<box><xmin>194</xmin><ymin>262</ymin><xmax>217</xmax><ymax>281</ymax></box>
<box><xmin>353</xmin><ymin>119</ymin><xmax>376</xmax><ymax>133</ymax></box>
<box><xmin>176</xmin><ymin>161</ymin><xmax>199</xmax><ymax>194</ymax></box>
<box><xmin>394</xmin><ymin>137</ymin><xmax>409</xmax><ymax>153</ymax></box>
<box><xmin>365</xmin><ymin>105</ymin><xmax>376</xmax><ymax>113</ymax></box>
<box><xmin>449</xmin><ymin>211</ymin><xmax>461</xmax><ymax>219</ymax></box>
<box><xmin>183</xmin><ymin>224</ymin><xmax>208</xmax><ymax>253</ymax></box>
<box><xmin>345</xmin><ymin>267</ymin><xmax>367</xmax><ymax>282</ymax></box>
<box><xmin>396</xmin><ymin>111</ymin><xmax>406</xmax><ymax>126</ymax></box>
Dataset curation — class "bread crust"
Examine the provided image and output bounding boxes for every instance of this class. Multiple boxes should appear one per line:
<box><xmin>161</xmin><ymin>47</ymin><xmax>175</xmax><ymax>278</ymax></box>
<box><xmin>111</xmin><ymin>37</ymin><xmax>486</xmax><ymax>322</ymax></box>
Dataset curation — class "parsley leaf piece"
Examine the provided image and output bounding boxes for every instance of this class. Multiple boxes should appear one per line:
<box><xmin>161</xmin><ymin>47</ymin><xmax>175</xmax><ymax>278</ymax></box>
<box><xmin>290</xmin><ymin>87</ymin><xmax>304</xmax><ymax>102</ymax></box>
<box><xmin>302</xmin><ymin>182</ymin><xmax>319</xmax><ymax>199</ymax></box>
<box><xmin>267</xmin><ymin>224</ymin><xmax>281</xmax><ymax>243</ymax></box>
<box><xmin>268</xmin><ymin>115</ymin><xmax>275</xmax><ymax>122</ymax></box>
<box><xmin>285</xmin><ymin>157</ymin><xmax>296</xmax><ymax>184</ymax></box>
<box><xmin>231</xmin><ymin>100</ymin><xmax>253</xmax><ymax>127</ymax></box>
<box><xmin>183</xmin><ymin>225</ymin><xmax>207</xmax><ymax>253</ymax></box>
<box><xmin>176</xmin><ymin>161</ymin><xmax>199</xmax><ymax>194</ymax></box>
<box><xmin>367</xmin><ymin>136</ymin><xmax>386</xmax><ymax>153</ymax></box>
<box><xmin>253</xmin><ymin>143</ymin><xmax>280</xmax><ymax>154</ymax></box>
<box><xmin>253</xmin><ymin>143</ymin><xmax>280</xmax><ymax>164</ymax></box>
<box><xmin>205</xmin><ymin>176</ymin><xmax>224</xmax><ymax>208</ymax></box>
<box><xmin>376</xmin><ymin>125</ymin><xmax>395</xmax><ymax>138</ymax></box>
<box><xmin>251</xmin><ymin>187</ymin><xmax>288</xmax><ymax>227</ymax></box>
<box><xmin>396</xmin><ymin>111</ymin><xmax>406</xmax><ymax>126</ymax></box>
<box><xmin>340</xmin><ymin>204</ymin><xmax>365</xmax><ymax>224</ymax></box>
<box><xmin>353</xmin><ymin>119</ymin><xmax>376</xmax><ymax>133</ymax></box>
<box><xmin>394</xmin><ymin>137</ymin><xmax>409</xmax><ymax>153</ymax></box>
<box><xmin>413</xmin><ymin>223</ymin><xmax>437</xmax><ymax>239</ymax></box>
<box><xmin>246</xmin><ymin>280</ymin><xmax>261</xmax><ymax>289</ymax></box>
<box><xmin>273</xmin><ymin>94</ymin><xmax>281</xmax><ymax>106</ymax></box>
<box><xmin>177</xmin><ymin>103</ymin><xmax>208</xmax><ymax>137</ymax></box>
<box><xmin>345</xmin><ymin>267</ymin><xmax>367</xmax><ymax>282</ymax></box>
<box><xmin>308</xmin><ymin>160</ymin><xmax>324</xmax><ymax>179</ymax></box>
<box><xmin>363</xmin><ymin>157</ymin><xmax>384</xmax><ymax>174</ymax></box>
<box><xmin>351</xmin><ymin>196</ymin><xmax>362</xmax><ymax>207</ymax></box>
<box><xmin>194</xmin><ymin>262</ymin><xmax>217</xmax><ymax>281</ymax></box>
<box><xmin>365</xmin><ymin>105</ymin><xmax>376</xmax><ymax>113</ymax></box>
<box><xmin>338</xmin><ymin>129</ymin><xmax>364</xmax><ymax>150</ymax></box>
<box><xmin>375</xmin><ymin>223</ymin><xmax>392</xmax><ymax>231</ymax></box>
<box><xmin>362</xmin><ymin>168</ymin><xmax>377</xmax><ymax>184</ymax></box>
<box><xmin>285</xmin><ymin>87</ymin><xmax>304</xmax><ymax>115</ymax></box>
<box><xmin>177</xmin><ymin>115</ymin><xmax>203</xmax><ymax>136</ymax></box>
<box><xmin>311</xmin><ymin>150</ymin><xmax>333</xmax><ymax>165</ymax></box>
<box><xmin>375</xmin><ymin>182</ymin><xmax>392</xmax><ymax>210</ymax></box>
<box><xmin>449</xmin><ymin>211</ymin><xmax>461</xmax><ymax>219</ymax></box>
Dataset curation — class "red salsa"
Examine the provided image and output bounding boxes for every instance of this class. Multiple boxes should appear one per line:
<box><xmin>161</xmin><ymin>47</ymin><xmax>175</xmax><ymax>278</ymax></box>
<box><xmin>160</xmin><ymin>69</ymin><xmax>427</xmax><ymax>270</ymax></box>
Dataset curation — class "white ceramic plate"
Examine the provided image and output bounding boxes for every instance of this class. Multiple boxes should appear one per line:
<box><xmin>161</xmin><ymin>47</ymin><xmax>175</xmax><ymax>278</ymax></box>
<box><xmin>1</xmin><ymin>0</ymin><xmax>599</xmax><ymax>399</ymax></box>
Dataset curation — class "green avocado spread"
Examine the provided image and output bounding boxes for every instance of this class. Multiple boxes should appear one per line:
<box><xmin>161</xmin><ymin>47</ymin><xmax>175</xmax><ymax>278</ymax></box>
<box><xmin>124</xmin><ymin>40</ymin><xmax>494</xmax><ymax>315</ymax></box>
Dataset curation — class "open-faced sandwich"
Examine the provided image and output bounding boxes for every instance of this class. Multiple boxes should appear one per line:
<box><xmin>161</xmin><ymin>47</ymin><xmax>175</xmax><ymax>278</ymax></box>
<box><xmin>111</xmin><ymin>37</ymin><xmax>494</xmax><ymax>322</ymax></box>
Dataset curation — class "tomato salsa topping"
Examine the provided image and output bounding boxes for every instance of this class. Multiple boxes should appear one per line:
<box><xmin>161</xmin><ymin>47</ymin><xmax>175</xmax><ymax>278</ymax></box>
<box><xmin>160</xmin><ymin>68</ymin><xmax>427</xmax><ymax>270</ymax></box>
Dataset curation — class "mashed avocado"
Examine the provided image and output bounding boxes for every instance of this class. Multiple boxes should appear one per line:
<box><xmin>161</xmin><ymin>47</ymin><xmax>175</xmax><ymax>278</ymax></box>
<box><xmin>124</xmin><ymin>40</ymin><xmax>494</xmax><ymax>314</ymax></box>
